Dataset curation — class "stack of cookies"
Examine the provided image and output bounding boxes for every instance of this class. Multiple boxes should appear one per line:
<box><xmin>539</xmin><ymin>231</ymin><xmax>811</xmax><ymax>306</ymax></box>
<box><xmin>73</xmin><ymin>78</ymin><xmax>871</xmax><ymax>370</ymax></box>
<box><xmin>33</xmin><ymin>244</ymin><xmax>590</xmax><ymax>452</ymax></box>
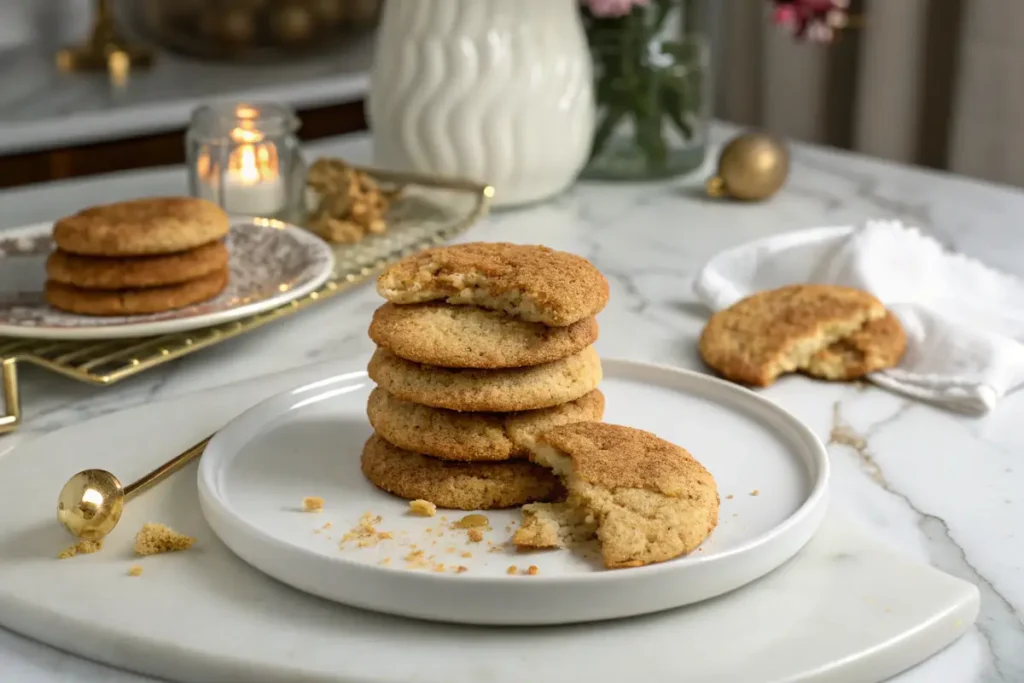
<box><xmin>45</xmin><ymin>197</ymin><xmax>231</xmax><ymax>316</ymax></box>
<box><xmin>360</xmin><ymin>242</ymin><xmax>610</xmax><ymax>511</ymax></box>
<box><xmin>698</xmin><ymin>284</ymin><xmax>907</xmax><ymax>387</ymax></box>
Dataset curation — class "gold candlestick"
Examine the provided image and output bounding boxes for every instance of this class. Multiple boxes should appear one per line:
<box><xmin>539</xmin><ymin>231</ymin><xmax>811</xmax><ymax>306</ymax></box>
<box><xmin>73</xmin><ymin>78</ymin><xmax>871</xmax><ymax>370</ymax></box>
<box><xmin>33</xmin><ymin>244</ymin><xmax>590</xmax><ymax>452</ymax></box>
<box><xmin>56</xmin><ymin>0</ymin><xmax>154</xmax><ymax>78</ymax></box>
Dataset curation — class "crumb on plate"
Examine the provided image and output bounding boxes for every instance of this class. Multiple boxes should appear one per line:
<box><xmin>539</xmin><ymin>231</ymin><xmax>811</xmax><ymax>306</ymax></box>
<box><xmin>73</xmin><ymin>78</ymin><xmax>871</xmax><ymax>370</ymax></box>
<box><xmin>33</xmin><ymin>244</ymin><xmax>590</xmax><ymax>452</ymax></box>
<box><xmin>127</xmin><ymin>565</ymin><xmax>143</xmax><ymax>577</ymax></box>
<box><xmin>409</xmin><ymin>499</ymin><xmax>437</xmax><ymax>517</ymax></box>
<box><xmin>303</xmin><ymin>496</ymin><xmax>324</xmax><ymax>512</ymax></box>
<box><xmin>467</xmin><ymin>528</ymin><xmax>484</xmax><ymax>543</ymax></box>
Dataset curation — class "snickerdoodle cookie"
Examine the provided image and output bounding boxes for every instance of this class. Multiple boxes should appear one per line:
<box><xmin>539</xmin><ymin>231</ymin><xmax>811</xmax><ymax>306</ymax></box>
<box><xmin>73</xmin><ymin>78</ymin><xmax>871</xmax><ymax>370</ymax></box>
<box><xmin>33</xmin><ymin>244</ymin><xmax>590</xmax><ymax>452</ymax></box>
<box><xmin>369</xmin><ymin>302</ymin><xmax>599</xmax><ymax>368</ymax></box>
<box><xmin>46</xmin><ymin>241</ymin><xmax>229</xmax><ymax>290</ymax></box>
<box><xmin>360</xmin><ymin>434</ymin><xmax>563</xmax><ymax>510</ymax></box>
<box><xmin>698</xmin><ymin>284</ymin><xmax>887</xmax><ymax>387</ymax></box>
<box><xmin>804</xmin><ymin>310</ymin><xmax>906</xmax><ymax>380</ymax></box>
<box><xmin>367</xmin><ymin>346</ymin><xmax>602</xmax><ymax>412</ymax></box>
<box><xmin>366</xmin><ymin>387</ymin><xmax>605</xmax><ymax>462</ymax></box>
<box><xmin>513</xmin><ymin>422</ymin><xmax>719</xmax><ymax>569</ymax></box>
<box><xmin>44</xmin><ymin>268</ymin><xmax>228</xmax><ymax>316</ymax></box>
<box><xmin>376</xmin><ymin>242</ymin><xmax>609</xmax><ymax>327</ymax></box>
<box><xmin>52</xmin><ymin>197</ymin><xmax>230</xmax><ymax>257</ymax></box>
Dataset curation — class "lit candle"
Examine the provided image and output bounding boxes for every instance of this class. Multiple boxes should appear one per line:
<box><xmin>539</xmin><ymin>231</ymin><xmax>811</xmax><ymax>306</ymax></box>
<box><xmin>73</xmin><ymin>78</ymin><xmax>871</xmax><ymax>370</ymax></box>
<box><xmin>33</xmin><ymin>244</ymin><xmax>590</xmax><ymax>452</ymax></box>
<box><xmin>196</xmin><ymin>124</ymin><xmax>287</xmax><ymax>216</ymax></box>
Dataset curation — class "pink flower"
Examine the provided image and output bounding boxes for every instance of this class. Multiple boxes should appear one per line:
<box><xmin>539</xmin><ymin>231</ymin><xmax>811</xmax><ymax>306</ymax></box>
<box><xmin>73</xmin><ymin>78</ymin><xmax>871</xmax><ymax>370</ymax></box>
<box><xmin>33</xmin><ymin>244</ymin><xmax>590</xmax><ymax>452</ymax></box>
<box><xmin>769</xmin><ymin>0</ymin><xmax>850</xmax><ymax>44</ymax></box>
<box><xmin>583</xmin><ymin>0</ymin><xmax>650</xmax><ymax>18</ymax></box>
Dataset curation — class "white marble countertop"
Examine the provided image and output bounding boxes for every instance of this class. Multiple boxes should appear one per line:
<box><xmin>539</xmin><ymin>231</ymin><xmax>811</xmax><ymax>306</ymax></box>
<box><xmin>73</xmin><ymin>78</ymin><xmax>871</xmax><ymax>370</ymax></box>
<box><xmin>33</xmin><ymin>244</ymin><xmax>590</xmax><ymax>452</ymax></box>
<box><xmin>0</xmin><ymin>37</ymin><xmax>372</xmax><ymax>155</ymax></box>
<box><xmin>0</xmin><ymin>125</ymin><xmax>1021</xmax><ymax>682</ymax></box>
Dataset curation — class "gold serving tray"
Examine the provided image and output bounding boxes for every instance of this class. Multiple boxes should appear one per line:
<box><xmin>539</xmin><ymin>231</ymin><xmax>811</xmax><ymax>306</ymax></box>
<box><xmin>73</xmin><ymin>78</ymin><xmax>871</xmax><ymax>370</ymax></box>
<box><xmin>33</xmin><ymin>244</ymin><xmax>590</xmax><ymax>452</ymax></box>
<box><xmin>0</xmin><ymin>168</ymin><xmax>493</xmax><ymax>434</ymax></box>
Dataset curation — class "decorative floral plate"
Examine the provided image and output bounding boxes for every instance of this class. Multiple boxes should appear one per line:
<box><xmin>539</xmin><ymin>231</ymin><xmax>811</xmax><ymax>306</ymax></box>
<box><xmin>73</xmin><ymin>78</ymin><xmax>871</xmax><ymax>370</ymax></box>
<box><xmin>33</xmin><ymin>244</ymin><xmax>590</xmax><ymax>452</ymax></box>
<box><xmin>0</xmin><ymin>218</ymin><xmax>335</xmax><ymax>340</ymax></box>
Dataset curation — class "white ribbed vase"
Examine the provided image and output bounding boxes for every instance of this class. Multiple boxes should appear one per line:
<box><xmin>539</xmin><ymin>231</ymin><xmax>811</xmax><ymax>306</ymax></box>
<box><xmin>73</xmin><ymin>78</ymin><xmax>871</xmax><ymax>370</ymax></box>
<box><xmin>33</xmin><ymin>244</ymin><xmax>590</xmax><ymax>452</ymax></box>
<box><xmin>367</xmin><ymin>0</ymin><xmax>595</xmax><ymax>207</ymax></box>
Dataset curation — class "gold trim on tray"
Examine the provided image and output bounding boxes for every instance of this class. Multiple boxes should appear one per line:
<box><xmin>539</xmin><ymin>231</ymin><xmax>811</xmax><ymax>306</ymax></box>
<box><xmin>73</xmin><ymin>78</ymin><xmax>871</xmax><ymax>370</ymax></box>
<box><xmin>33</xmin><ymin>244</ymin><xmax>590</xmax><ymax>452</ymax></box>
<box><xmin>0</xmin><ymin>167</ymin><xmax>494</xmax><ymax>434</ymax></box>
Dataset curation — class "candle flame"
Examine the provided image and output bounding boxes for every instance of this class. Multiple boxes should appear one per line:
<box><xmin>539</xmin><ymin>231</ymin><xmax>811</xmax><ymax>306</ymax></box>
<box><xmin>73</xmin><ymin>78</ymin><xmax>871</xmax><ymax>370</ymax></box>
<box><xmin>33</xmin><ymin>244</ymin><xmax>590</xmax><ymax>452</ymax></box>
<box><xmin>227</xmin><ymin>125</ymin><xmax>279</xmax><ymax>186</ymax></box>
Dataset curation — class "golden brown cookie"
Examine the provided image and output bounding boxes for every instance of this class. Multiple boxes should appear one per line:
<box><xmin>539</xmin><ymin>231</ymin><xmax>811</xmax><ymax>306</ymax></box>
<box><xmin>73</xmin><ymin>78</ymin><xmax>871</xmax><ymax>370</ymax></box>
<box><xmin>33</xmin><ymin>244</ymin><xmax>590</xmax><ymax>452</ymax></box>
<box><xmin>369</xmin><ymin>302</ymin><xmax>599</xmax><ymax>368</ymax></box>
<box><xmin>376</xmin><ymin>242</ymin><xmax>609</xmax><ymax>327</ymax></box>
<box><xmin>513</xmin><ymin>422</ymin><xmax>719</xmax><ymax>569</ymax></box>
<box><xmin>698</xmin><ymin>284</ymin><xmax>887</xmax><ymax>387</ymax></box>
<box><xmin>367</xmin><ymin>346</ymin><xmax>602</xmax><ymax>412</ymax></box>
<box><xmin>360</xmin><ymin>434</ymin><xmax>563</xmax><ymax>510</ymax></box>
<box><xmin>366</xmin><ymin>387</ymin><xmax>605</xmax><ymax>462</ymax></box>
<box><xmin>46</xmin><ymin>241</ymin><xmax>229</xmax><ymax>290</ymax></box>
<box><xmin>804</xmin><ymin>310</ymin><xmax>906</xmax><ymax>380</ymax></box>
<box><xmin>44</xmin><ymin>268</ymin><xmax>228</xmax><ymax>316</ymax></box>
<box><xmin>52</xmin><ymin>197</ymin><xmax>230</xmax><ymax>257</ymax></box>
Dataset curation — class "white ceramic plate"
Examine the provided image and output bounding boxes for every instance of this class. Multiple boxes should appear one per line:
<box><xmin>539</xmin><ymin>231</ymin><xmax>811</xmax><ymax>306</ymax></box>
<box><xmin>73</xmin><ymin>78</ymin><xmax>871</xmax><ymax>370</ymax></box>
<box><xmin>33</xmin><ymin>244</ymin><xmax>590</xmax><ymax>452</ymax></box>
<box><xmin>198</xmin><ymin>359</ymin><xmax>830</xmax><ymax>625</ymax></box>
<box><xmin>0</xmin><ymin>217</ymin><xmax>335</xmax><ymax>340</ymax></box>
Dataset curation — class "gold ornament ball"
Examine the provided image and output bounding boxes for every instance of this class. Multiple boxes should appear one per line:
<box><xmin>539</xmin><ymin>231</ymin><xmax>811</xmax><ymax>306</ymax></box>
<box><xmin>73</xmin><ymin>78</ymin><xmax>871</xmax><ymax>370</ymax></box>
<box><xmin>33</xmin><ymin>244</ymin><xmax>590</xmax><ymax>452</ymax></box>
<box><xmin>706</xmin><ymin>133</ymin><xmax>790</xmax><ymax>202</ymax></box>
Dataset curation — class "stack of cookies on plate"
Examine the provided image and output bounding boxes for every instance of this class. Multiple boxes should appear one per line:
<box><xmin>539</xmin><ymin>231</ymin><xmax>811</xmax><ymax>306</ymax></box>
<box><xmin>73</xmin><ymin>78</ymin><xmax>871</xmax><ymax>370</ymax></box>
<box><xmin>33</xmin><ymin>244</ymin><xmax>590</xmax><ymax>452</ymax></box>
<box><xmin>361</xmin><ymin>242</ymin><xmax>610</xmax><ymax>510</ymax></box>
<box><xmin>45</xmin><ymin>197</ymin><xmax>231</xmax><ymax>316</ymax></box>
<box><xmin>698</xmin><ymin>284</ymin><xmax>907</xmax><ymax>386</ymax></box>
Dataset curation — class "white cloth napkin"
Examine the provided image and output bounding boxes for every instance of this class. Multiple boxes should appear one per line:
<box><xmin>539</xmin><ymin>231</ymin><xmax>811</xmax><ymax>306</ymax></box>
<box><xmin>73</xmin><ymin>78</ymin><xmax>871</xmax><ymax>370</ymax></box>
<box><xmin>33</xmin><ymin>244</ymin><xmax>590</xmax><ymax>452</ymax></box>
<box><xmin>693</xmin><ymin>220</ymin><xmax>1024</xmax><ymax>414</ymax></box>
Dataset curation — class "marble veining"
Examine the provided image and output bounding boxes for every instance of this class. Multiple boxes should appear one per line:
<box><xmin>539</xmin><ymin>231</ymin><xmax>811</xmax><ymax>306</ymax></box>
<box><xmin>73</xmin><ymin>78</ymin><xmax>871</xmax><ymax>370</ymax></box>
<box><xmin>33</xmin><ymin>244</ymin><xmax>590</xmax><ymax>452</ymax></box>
<box><xmin>0</xmin><ymin>125</ymin><xmax>1022</xmax><ymax>681</ymax></box>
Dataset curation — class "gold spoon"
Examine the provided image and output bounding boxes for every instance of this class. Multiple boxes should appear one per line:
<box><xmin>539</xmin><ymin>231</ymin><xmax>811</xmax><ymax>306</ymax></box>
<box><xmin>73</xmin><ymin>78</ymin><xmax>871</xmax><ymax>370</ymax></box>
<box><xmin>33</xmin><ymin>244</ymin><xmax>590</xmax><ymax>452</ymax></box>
<box><xmin>56</xmin><ymin>436</ymin><xmax>211</xmax><ymax>540</ymax></box>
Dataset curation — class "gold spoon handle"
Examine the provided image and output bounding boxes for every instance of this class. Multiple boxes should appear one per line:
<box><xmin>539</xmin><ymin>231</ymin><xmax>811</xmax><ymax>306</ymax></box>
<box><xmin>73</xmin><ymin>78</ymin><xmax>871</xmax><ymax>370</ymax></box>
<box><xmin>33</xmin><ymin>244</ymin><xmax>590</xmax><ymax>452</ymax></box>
<box><xmin>123</xmin><ymin>436</ymin><xmax>211</xmax><ymax>502</ymax></box>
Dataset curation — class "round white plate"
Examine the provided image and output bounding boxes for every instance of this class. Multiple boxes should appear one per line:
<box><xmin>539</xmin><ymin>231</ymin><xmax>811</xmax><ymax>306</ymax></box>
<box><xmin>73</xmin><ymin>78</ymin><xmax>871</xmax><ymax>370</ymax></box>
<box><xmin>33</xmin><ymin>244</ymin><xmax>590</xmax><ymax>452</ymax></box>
<box><xmin>0</xmin><ymin>217</ymin><xmax>334</xmax><ymax>340</ymax></box>
<box><xmin>198</xmin><ymin>359</ymin><xmax>830</xmax><ymax>625</ymax></box>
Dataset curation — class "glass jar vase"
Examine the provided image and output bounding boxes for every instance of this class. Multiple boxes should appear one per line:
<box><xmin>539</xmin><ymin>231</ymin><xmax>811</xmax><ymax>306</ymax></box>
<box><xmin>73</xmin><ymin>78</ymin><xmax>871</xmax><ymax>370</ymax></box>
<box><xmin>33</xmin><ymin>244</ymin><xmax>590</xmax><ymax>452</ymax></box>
<box><xmin>581</xmin><ymin>0</ymin><xmax>711</xmax><ymax>180</ymax></box>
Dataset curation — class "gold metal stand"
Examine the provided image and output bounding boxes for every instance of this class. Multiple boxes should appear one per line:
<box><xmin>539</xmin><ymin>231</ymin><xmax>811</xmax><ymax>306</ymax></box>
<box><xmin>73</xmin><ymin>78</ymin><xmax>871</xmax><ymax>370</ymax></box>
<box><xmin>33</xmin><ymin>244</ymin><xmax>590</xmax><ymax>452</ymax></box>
<box><xmin>56</xmin><ymin>0</ymin><xmax>154</xmax><ymax>77</ymax></box>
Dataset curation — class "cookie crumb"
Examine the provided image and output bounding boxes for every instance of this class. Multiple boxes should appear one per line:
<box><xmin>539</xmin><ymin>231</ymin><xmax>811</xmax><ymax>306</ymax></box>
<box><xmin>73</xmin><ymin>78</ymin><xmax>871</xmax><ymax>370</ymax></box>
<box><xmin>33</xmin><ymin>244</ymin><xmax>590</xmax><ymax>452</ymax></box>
<box><xmin>460</xmin><ymin>551</ymin><xmax>472</xmax><ymax>558</ymax></box>
<box><xmin>432</xmin><ymin>563</ymin><xmax>447</xmax><ymax>573</ymax></box>
<box><xmin>467</xmin><ymin>528</ymin><xmax>484</xmax><ymax>543</ymax></box>
<box><xmin>58</xmin><ymin>539</ymin><xmax>104</xmax><ymax>559</ymax></box>
<box><xmin>409</xmin><ymin>499</ymin><xmax>437</xmax><ymax>517</ymax></box>
<box><xmin>726</xmin><ymin>494</ymin><xmax>734</xmax><ymax>500</ymax></box>
<box><xmin>456</xmin><ymin>565</ymin><xmax>469</xmax><ymax>574</ymax></box>
<box><xmin>127</xmin><ymin>565</ymin><xmax>143</xmax><ymax>577</ymax></box>
<box><xmin>506</xmin><ymin>565</ymin><xmax>518</xmax><ymax>575</ymax></box>
<box><xmin>378</xmin><ymin>557</ymin><xmax>392</xmax><ymax>566</ymax></box>
<box><xmin>527</xmin><ymin>565</ymin><xmax>539</xmax><ymax>576</ymax></box>
<box><xmin>404</xmin><ymin>549</ymin><xmax>430</xmax><ymax>569</ymax></box>
<box><xmin>314</xmin><ymin>521</ymin><xmax>333</xmax><ymax>534</ymax></box>
<box><xmin>750</xmin><ymin>489</ymin><xmax>759</xmax><ymax>497</ymax></box>
<box><xmin>303</xmin><ymin>496</ymin><xmax>324</xmax><ymax>512</ymax></box>
<box><xmin>134</xmin><ymin>523</ymin><xmax>195</xmax><ymax>556</ymax></box>
<box><xmin>340</xmin><ymin>512</ymin><xmax>392</xmax><ymax>548</ymax></box>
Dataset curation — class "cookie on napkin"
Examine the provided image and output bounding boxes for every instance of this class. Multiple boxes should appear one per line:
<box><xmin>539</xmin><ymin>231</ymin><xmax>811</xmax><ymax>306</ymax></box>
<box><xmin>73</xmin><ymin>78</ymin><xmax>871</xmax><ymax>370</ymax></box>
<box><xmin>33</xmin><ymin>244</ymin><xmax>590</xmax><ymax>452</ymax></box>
<box><xmin>698</xmin><ymin>284</ymin><xmax>887</xmax><ymax>387</ymax></box>
<box><xmin>803</xmin><ymin>310</ymin><xmax>907</xmax><ymax>381</ymax></box>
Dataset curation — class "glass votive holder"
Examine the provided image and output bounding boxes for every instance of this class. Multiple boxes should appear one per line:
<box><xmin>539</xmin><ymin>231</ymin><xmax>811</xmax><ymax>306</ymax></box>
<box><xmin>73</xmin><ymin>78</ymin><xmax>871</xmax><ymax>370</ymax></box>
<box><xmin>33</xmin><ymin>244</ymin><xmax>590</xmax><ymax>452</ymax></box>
<box><xmin>186</xmin><ymin>101</ymin><xmax>306</xmax><ymax>223</ymax></box>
